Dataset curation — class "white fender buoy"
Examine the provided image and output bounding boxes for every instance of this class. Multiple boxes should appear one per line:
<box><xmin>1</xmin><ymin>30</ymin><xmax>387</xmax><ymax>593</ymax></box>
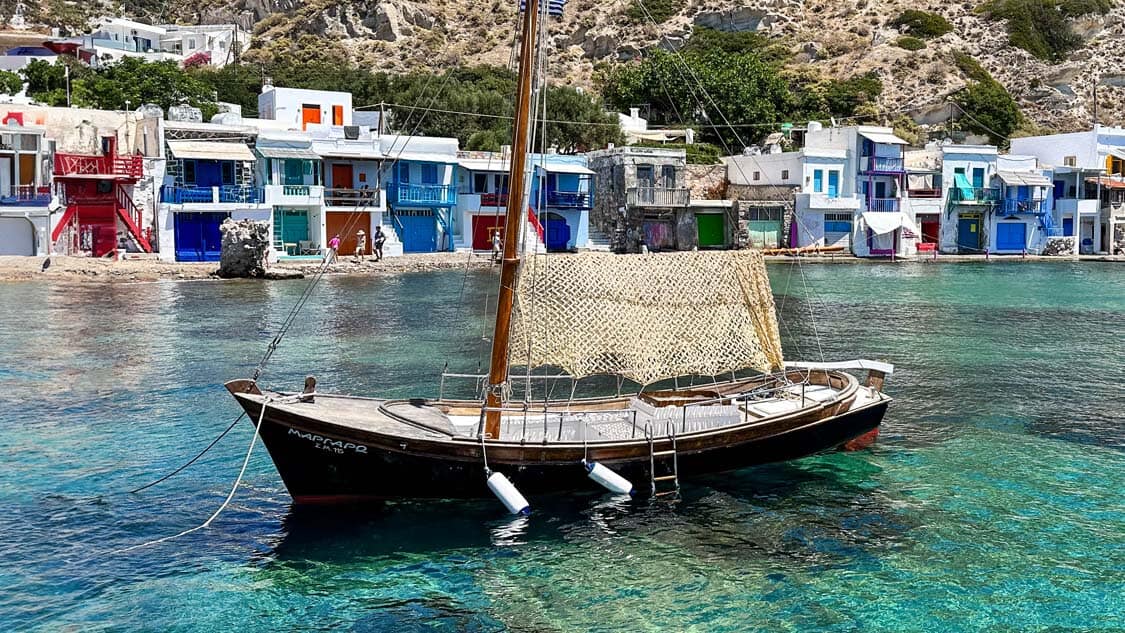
<box><xmin>584</xmin><ymin>460</ymin><xmax>635</xmax><ymax>496</ymax></box>
<box><xmin>487</xmin><ymin>471</ymin><xmax>530</xmax><ymax>515</ymax></box>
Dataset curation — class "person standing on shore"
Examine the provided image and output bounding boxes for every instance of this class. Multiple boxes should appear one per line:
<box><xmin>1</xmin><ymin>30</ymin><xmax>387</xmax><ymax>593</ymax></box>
<box><xmin>373</xmin><ymin>226</ymin><xmax>386</xmax><ymax>262</ymax></box>
<box><xmin>327</xmin><ymin>234</ymin><xmax>340</xmax><ymax>264</ymax></box>
<box><xmin>354</xmin><ymin>230</ymin><xmax>366</xmax><ymax>262</ymax></box>
<box><xmin>491</xmin><ymin>229</ymin><xmax>502</xmax><ymax>264</ymax></box>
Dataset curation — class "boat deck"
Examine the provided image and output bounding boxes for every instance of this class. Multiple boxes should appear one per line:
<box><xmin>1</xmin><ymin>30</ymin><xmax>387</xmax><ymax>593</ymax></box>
<box><xmin>249</xmin><ymin>379</ymin><xmax>872</xmax><ymax>445</ymax></box>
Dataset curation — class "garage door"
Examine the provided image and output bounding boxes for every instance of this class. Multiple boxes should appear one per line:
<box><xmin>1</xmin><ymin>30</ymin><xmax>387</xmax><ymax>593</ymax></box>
<box><xmin>174</xmin><ymin>212</ymin><xmax>227</xmax><ymax>262</ymax></box>
<box><xmin>824</xmin><ymin>213</ymin><xmax>853</xmax><ymax>252</ymax></box>
<box><xmin>696</xmin><ymin>213</ymin><xmax>725</xmax><ymax>248</ymax></box>
<box><xmin>995</xmin><ymin>221</ymin><xmax>1026</xmax><ymax>251</ymax></box>
<box><xmin>326</xmin><ymin>211</ymin><xmax>371</xmax><ymax>255</ymax></box>
<box><xmin>471</xmin><ymin>214</ymin><xmax>505</xmax><ymax>250</ymax></box>
<box><xmin>642</xmin><ymin>220</ymin><xmax>675</xmax><ymax>250</ymax></box>
<box><xmin>746</xmin><ymin>220</ymin><xmax>780</xmax><ymax>249</ymax></box>
<box><xmin>396</xmin><ymin>209</ymin><xmax>436</xmax><ymax>253</ymax></box>
<box><xmin>0</xmin><ymin>217</ymin><xmax>34</xmax><ymax>255</ymax></box>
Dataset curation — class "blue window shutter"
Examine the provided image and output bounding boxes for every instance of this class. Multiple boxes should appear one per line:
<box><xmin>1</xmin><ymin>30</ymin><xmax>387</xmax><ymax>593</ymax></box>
<box><xmin>827</xmin><ymin>171</ymin><xmax>839</xmax><ymax>197</ymax></box>
<box><xmin>813</xmin><ymin>170</ymin><xmax>823</xmax><ymax>193</ymax></box>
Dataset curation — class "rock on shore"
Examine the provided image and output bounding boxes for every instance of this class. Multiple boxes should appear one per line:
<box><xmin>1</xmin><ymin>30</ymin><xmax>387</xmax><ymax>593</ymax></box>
<box><xmin>217</xmin><ymin>218</ymin><xmax>271</xmax><ymax>278</ymax></box>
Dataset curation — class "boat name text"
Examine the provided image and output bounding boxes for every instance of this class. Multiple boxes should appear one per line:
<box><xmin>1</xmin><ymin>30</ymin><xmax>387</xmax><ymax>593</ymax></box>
<box><xmin>288</xmin><ymin>428</ymin><xmax>368</xmax><ymax>454</ymax></box>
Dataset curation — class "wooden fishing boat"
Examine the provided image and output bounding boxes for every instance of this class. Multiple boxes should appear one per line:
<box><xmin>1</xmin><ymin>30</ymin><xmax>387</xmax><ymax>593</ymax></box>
<box><xmin>226</xmin><ymin>0</ymin><xmax>894</xmax><ymax>507</ymax></box>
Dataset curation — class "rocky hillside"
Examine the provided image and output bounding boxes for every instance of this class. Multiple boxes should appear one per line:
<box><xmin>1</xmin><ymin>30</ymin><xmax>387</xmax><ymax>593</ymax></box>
<box><xmin>5</xmin><ymin>0</ymin><xmax>1125</xmax><ymax>132</ymax></box>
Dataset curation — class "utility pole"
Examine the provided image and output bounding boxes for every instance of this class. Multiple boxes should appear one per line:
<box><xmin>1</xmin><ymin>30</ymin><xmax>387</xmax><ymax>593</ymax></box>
<box><xmin>378</xmin><ymin>101</ymin><xmax>385</xmax><ymax>136</ymax></box>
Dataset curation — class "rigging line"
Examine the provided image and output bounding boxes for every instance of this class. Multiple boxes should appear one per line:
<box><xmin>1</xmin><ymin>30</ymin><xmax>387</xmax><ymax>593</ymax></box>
<box><xmin>634</xmin><ymin>0</ymin><xmax>827</xmax><ymax>364</ymax></box>
<box><xmin>129</xmin><ymin>412</ymin><xmax>246</xmax><ymax>494</ymax></box>
<box><xmin>106</xmin><ymin>396</ymin><xmax>272</xmax><ymax>556</ymax></box>
<box><xmin>355</xmin><ymin>102</ymin><xmax>622</xmax><ymax>127</ymax></box>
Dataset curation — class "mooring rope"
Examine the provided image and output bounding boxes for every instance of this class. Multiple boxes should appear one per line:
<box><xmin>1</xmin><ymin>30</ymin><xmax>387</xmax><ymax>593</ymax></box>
<box><xmin>108</xmin><ymin>397</ymin><xmax>272</xmax><ymax>556</ymax></box>
<box><xmin>129</xmin><ymin>412</ymin><xmax>246</xmax><ymax>494</ymax></box>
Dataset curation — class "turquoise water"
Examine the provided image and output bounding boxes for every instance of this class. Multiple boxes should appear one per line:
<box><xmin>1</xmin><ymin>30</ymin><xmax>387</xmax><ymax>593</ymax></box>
<box><xmin>0</xmin><ymin>261</ymin><xmax>1122</xmax><ymax>631</ymax></box>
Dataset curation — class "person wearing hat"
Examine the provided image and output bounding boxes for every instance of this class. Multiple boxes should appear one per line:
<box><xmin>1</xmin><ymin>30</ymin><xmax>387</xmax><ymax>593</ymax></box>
<box><xmin>354</xmin><ymin>229</ymin><xmax>366</xmax><ymax>262</ymax></box>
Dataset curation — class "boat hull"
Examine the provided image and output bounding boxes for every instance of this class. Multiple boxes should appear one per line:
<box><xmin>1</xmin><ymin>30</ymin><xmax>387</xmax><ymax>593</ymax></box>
<box><xmin>239</xmin><ymin>393</ymin><xmax>890</xmax><ymax>504</ymax></box>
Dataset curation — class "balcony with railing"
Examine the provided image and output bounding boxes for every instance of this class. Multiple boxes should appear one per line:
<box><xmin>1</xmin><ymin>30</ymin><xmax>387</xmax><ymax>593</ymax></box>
<box><xmin>161</xmin><ymin>185</ymin><xmax>264</xmax><ymax>205</ymax></box>
<box><xmin>542</xmin><ymin>189</ymin><xmax>592</xmax><ymax>209</ymax></box>
<box><xmin>949</xmin><ymin>187</ymin><xmax>1001</xmax><ymax>205</ymax></box>
<box><xmin>867</xmin><ymin>198</ymin><xmax>900</xmax><ymax>212</ymax></box>
<box><xmin>263</xmin><ymin>184</ymin><xmax>326</xmax><ymax>207</ymax></box>
<box><xmin>626</xmin><ymin>186</ymin><xmax>690</xmax><ymax>207</ymax></box>
<box><xmin>54</xmin><ymin>153</ymin><xmax>144</xmax><ymax>180</ymax></box>
<box><xmin>998</xmin><ymin>198</ymin><xmax>1047</xmax><ymax>215</ymax></box>
<box><xmin>324</xmin><ymin>187</ymin><xmax>380</xmax><ymax>209</ymax></box>
<box><xmin>906</xmin><ymin>187</ymin><xmax>942</xmax><ymax>199</ymax></box>
<box><xmin>393</xmin><ymin>183</ymin><xmax>457</xmax><ymax>206</ymax></box>
<box><xmin>0</xmin><ymin>184</ymin><xmax>52</xmax><ymax>207</ymax></box>
<box><xmin>860</xmin><ymin>156</ymin><xmax>905</xmax><ymax>174</ymax></box>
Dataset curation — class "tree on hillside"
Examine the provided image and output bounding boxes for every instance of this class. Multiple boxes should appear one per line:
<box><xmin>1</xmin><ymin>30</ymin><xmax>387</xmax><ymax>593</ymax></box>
<box><xmin>0</xmin><ymin>70</ymin><xmax>23</xmax><ymax>95</ymax></box>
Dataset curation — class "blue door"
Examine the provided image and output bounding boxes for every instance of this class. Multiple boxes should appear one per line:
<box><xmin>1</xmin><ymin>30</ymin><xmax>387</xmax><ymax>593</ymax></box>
<box><xmin>957</xmin><ymin>217</ymin><xmax>980</xmax><ymax>252</ymax></box>
<box><xmin>195</xmin><ymin>160</ymin><xmax>222</xmax><ymax>187</ymax></box>
<box><xmin>174</xmin><ymin>212</ymin><xmax>227</xmax><ymax>261</ymax></box>
<box><xmin>396</xmin><ymin>210</ymin><xmax>437</xmax><ymax>252</ymax></box>
<box><xmin>995</xmin><ymin>222</ymin><xmax>1026</xmax><ymax>251</ymax></box>
<box><xmin>1063</xmin><ymin>218</ymin><xmax>1074</xmax><ymax>236</ymax></box>
<box><xmin>827</xmin><ymin>171</ymin><xmax>839</xmax><ymax>197</ymax></box>
<box><xmin>545</xmin><ymin>218</ymin><xmax>571</xmax><ymax>251</ymax></box>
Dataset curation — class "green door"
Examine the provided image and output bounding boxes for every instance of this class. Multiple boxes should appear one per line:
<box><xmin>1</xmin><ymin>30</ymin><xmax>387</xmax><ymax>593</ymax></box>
<box><xmin>274</xmin><ymin>209</ymin><xmax>310</xmax><ymax>249</ymax></box>
<box><xmin>747</xmin><ymin>220</ymin><xmax>781</xmax><ymax>248</ymax></box>
<box><xmin>697</xmin><ymin>213</ymin><xmax>725</xmax><ymax>248</ymax></box>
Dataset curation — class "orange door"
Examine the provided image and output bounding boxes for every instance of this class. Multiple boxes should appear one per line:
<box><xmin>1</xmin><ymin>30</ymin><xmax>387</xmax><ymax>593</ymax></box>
<box><xmin>301</xmin><ymin>105</ymin><xmax>321</xmax><ymax>130</ymax></box>
<box><xmin>332</xmin><ymin>105</ymin><xmax>344</xmax><ymax>126</ymax></box>
<box><xmin>331</xmin><ymin>163</ymin><xmax>353</xmax><ymax>189</ymax></box>
<box><xmin>326</xmin><ymin>212</ymin><xmax>371</xmax><ymax>255</ymax></box>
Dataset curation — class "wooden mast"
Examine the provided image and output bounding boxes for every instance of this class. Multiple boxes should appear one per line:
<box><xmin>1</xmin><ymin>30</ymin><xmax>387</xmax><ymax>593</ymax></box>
<box><xmin>484</xmin><ymin>1</ymin><xmax>539</xmax><ymax>438</ymax></box>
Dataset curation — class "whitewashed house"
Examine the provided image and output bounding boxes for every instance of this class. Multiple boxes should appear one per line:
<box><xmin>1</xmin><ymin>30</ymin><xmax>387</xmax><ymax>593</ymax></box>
<box><xmin>1010</xmin><ymin>125</ymin><xmax>1125</xmax><ymax>254</ymax></box>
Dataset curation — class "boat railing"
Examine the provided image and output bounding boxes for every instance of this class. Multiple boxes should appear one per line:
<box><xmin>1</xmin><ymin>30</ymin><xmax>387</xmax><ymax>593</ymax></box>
<box><xmin>462</xmin><ymin>374</ymin><xmax>809</xmax><ymax>443</ymax></box>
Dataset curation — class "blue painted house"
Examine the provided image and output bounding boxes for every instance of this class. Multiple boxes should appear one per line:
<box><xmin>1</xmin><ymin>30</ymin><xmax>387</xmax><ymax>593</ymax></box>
<box><xmin>530</xmin><ymin>157</ymin><xmax>593</xmax><ymax>252</ymax></box>
<box><xmin>381</xmin><ymin>135</ymin><xmax>458</xmax><ymax>252</ymax></box>
<box><xmin>989</xmin><ymin>155</ymin><xmax>1053</xmax><ymax>254</ymax></box>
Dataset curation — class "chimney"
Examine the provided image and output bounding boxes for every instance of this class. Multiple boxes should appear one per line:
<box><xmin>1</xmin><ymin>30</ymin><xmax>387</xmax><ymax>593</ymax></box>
<box><xmin>630</xmin><ymin>107</ymin><xmax>640</xmax><ymax>122</ymax></box>
<box><xmin>500</xmin><ymin>144</ymin><xmax>512</xmax><ymax>159</ymax></box>
<box><xmin>261</xmin><ymin>77</ymin><xmax>273</xmax><ymax>93</ymax></box>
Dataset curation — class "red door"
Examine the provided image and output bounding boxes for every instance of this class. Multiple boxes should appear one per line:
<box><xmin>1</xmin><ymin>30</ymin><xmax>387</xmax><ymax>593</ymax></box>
<box><xmin>471</xmin><ymin>215</ymin><xmax>505</xmax><ymax>250</ymax></box>
<box><xmin>331</xmin><ymin>164</ymin><xmax>353</xmax><ymax>189</ymax></box>
<box><xmin>921</xmin><ymin>220</ymin><xmax>940</xmax><ymax>244</ymax></box>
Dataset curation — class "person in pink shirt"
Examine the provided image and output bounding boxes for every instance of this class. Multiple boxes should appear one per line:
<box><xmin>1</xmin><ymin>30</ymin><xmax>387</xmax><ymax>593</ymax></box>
<box><xmin>327</xmin><ymin>234</ymin><xmax>341</xmax><ymax>263</ymax></box>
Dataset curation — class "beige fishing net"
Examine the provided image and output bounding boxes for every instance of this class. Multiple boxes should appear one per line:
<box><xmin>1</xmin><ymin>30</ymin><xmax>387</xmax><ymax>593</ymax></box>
<box><xmin>510</xmin><ymin>250</ymin><xmax>784</xmax><ymax>384</ymax></box>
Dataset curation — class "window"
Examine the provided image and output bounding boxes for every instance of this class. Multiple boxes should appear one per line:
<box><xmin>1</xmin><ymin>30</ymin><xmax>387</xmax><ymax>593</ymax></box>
<box><xmin>661</xmin><ymin>165</ymin><xmax>676</xmax><ymax>188</ymax></box>
<box><xmin>221</xmin><ymin>162</ymin><xmax>235</xmax><ymax>185</ymax></box>
<box><xmin>187</xmin><ymin>38</ymin><xmax>197</xmax><ymax>49</ymax></box>
<box><xmin>421</xmin><ymin>164</ymin><xmax>438</xmax><ymax>185</ymax></box>
<box><xmin>332</xmin><ymin>105</ymin><xmax>344</xmax><ymax>126</ymax></box>
<box><xmin>827</xmin><ymin>171</ymin><xmax>839</xmax><ymax>198</ymax></box>
<box><xmin>399</xmin><ymin>162</ymin><xmax>410</xmax><ymax>183</ymax></box>
<box><xmin>813</xmin><ymin>170</ymin><xmax>823</xmax><ymax>193</ymax></box>
<box><xmin>473</xmin><ymin>173</ymin><xmax>489</xmax><ymax>193</ymax></box>
<box><xmin>746</xmin><ymin>207</ymin><xmax>782</xmax><ymax>221</ymax></box>
<box><xmin>495</xmin><ymin>174</ymin><xmax>509</xmax><ymax>192</ymax></box>
<box><xmin>753</xmin><ymin>171</ymin><xmax>761</xmax><ymax>181</ymax></box>
<box><xmin>183</xmin><ymin>160</ymin><xmax>196</xmax><ymax>184</ymax></box>
<box><xmin>636</xmin><ymin>164</ymin><xmax>654</xmax><ymax>187</ymax></box>
<box><xmin>781</xmin><ymin>169</ymin><xmax>789</xmax><ymax>180</ymax></box>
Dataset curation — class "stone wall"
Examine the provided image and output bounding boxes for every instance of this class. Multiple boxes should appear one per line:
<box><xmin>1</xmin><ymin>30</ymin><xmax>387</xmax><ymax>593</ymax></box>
<box><xmin>726</xmin><ymin>184</ymin><xmax>797</xmax><ymax>203</ymax></box>
<box><xmin>1112</xmin><ymin>222</ymin><xmax>1124</xmax><ymax>255</ymax></box>
<box><xmin>685</xmin><ymin>165</ymin><xmax>727</xmax><ymax>199</ymax></box>
<box><xmin>1041</xmin><ymin>236</ymin><xmax>1076</xmax><ymax>256</ymax></box>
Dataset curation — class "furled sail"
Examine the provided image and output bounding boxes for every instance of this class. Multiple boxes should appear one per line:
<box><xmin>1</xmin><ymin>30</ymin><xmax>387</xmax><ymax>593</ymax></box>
<box><xmin>510</xmin><ymin>250</ymin><xmax>784</xmax><ymax>384</ymax></box>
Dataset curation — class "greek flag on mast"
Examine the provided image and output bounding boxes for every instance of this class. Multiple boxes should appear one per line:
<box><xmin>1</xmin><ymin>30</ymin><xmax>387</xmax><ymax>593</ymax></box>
<box><xmin>519</xmin><ymin>0</ymin><xmax>565</xmax><ymax>15</ymax></box>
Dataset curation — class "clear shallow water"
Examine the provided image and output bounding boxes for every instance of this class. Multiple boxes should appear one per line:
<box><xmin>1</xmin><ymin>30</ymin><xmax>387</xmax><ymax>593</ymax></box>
<box><xmin>0</xmin><ymin>261</ymin><xmax>1122</xmax><ymax>631</ymax></box>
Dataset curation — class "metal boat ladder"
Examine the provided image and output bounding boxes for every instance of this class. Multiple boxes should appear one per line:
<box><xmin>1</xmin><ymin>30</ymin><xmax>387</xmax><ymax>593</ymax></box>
<box><xmin>646</xmin><ymin>422</ymin><xmax>680</xmax><ymax>497</ymax></box>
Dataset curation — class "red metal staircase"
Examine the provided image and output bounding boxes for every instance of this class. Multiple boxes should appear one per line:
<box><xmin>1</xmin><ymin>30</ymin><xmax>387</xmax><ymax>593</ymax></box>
<box><xmin>115</xmin><ymin>185</ymin><xmax>152</xmax><ymax>253</ymax></box>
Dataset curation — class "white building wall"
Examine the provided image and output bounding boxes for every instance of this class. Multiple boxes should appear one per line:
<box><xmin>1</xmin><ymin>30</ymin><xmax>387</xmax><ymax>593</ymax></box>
<box><xmin>258</xmin><ymin>87</ymin><xmax>353</xmax><ymax>128</ymax></box>
<box><xmin>723</xmin><ymin>152</ymin><xmax>801</xmax><ymax>187</ymax></box>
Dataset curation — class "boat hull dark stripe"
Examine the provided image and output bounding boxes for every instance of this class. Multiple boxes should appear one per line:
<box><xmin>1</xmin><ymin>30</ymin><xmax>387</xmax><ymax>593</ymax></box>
<box><xmin>248</xmin><ymin>400</ymin><xmax>889</xmax><ymax>503</ymax></box>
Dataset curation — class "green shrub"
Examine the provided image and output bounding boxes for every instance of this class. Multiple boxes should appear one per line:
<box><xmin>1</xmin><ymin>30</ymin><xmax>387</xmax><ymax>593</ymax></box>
<box><xmin>683</xmin><ymin>27</ymin><xmax>791</xmax><ymax>65</ymax></box>
<box><xmin>952</xmin><ymin>51</ymin><xmax>993</xmax><ymax>83</ymax></box>
<box><xmin>890</xmin><ymin>10</ymin><xmax>954</xmax><ymax>38</ymax></box>
<box><xmin>980</xmin><ymin>0</ymin><xmax>1105</xmax><ymax>62</ymax></box>
<box><xmin>638</xmin><ymin>141</ymin><xmax>724</xmax><ymax>164</ymax></box>
<box><xmin>895</xmin><ymin>36</ymin><xmax>927</xmax><ymax>51</ymax></box>
<box><xmin>625</xmin><ymin>0</ymin><xmax>685</xmax><ymax>23</ymax></box>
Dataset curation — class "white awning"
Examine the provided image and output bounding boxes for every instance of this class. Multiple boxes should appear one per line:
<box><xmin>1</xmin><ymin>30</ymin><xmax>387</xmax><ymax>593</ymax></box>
<box><xmin>858</xmin><ymin>130</ymin><xmax>908</xmax><ymax>145</ymax></box>
<box><xmin>1107</xmin><ymin>147</ymin><xmax>1125</xmax><ymax>160</ymax></box>
<box><xmin>458</xmin><ymin>158</ymin><xmax>509</xmax><ymax>172</ymax></box>
<box><xmin>997</xmin><ymin>170</ymin><xmax>1051</xmax><ymax>187</ymax></box>
<box><xmin>539</xmin><ymin>163</ymin><xmax>594</xmax><ymax>175</ymax></box>
<box><xmin>167</xmin><ymin>140</ymin><xmax>255</xmax><ymax>161</ymax></box>
<box><xmin>861</xmin><ymin>211</ymin><xmax>917</xmax><ymax>236</ymax></box>
<box><xmin>255</xmin><ymin>142</ymin><xmax>319</xmax><ymax>160</ymax></box>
